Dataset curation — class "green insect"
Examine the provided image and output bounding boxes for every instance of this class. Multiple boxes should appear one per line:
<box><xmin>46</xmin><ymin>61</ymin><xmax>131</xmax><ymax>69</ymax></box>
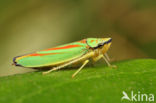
<box><xmin>13</xmin><ymin>38</ymin><xmax>116</xmax><ymax>77</ymax></box>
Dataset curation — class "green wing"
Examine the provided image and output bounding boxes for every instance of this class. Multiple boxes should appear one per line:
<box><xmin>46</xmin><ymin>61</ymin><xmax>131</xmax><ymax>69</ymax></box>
<box><xmin>13</xmin><ymin>40</ymin><xmax>88</xmax><ymax>68</ymax></box>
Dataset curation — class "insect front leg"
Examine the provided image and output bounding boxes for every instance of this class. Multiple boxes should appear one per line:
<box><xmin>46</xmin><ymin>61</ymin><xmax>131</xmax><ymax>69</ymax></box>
<box><xmin>102</xmin><ymin>54</ymin><xmax>117</xmax><ymax>68</ymax></box>
<box><xmin>104</xmin><ymin>53</ymin><xmax>110</xmax><ymax>61</ymax></box>
<box><xmin>72</xmin><ymin>59</ymin><xmax>89</xmax><ymax>78</ymax></box>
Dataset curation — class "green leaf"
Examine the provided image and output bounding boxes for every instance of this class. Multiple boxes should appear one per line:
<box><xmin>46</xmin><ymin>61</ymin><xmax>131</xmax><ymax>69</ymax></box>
<box><xmin>0</xmin><ymin>59</ymin><xmax>156</xmax><ymax>103</ymax></box>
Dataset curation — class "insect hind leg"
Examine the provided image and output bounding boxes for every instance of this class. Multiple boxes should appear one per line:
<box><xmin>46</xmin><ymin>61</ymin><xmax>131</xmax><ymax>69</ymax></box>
<box><xmin>42</xmin><ymin>67</ymin><xmax>59</xmax><ymax>75</ymax></box>
<box><xmin>42</xmin><ymin>52</ymin><xmax>94</xmax><ymax>75</ymax></box>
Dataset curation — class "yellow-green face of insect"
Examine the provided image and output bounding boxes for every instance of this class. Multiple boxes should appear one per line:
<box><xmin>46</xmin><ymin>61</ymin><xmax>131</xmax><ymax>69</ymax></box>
<box><xmin>87</xmin><ymin>38</ymin><xmax>112</xmax><ymax>53</ymax></box>
<box><xmin>101</xmin><ymin>38</ymin><xmax>112</xmax><ymax>54</ymax></box>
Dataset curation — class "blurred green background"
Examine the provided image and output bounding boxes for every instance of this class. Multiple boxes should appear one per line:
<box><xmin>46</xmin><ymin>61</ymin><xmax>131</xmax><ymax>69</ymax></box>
<box><xmin>0</xmin><ymin>0</ymin><xmax>155</xmax><ymax>76</ymax></box>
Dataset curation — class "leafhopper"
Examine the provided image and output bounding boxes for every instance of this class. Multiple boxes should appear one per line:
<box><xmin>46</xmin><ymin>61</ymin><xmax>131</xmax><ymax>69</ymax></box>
<box><xmin>13</xmin><ymin>38</ymin><xmax>115</xmax><ymax>77</ymax></box>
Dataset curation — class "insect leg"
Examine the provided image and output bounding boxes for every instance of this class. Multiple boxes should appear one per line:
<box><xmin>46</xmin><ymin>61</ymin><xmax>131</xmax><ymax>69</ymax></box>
<box><xmin>42</xmin><ymin>60</ymin><xmax>78</xmax><ymax>75</ymax></box>
<box><xmin>104</xmin><ymin>53</ymin><xmax>110</xmax><ymax>61</ymax></box>
<box><xmin>102</xmin><ymin>55</ymin><xmax>111</xmax><ymax>66</ymax></box>
<box><xmin>42</xmin><ymin>67</ymin><xmax>60</xmax><ymax>75</ymax></box>
<box><xmin>72</xmin><ymin>59</ymin><xmax>89</xmax><ymax>78</ymax></box>
<box><xmin>102</xmin><ymin>55</ymin><xmax>117</xmax><ymax>68</ymax></box>
<box><xmin>42</xmin><ymin>51</ymin><xmax>94</xmax><ymax>75</ymax></box>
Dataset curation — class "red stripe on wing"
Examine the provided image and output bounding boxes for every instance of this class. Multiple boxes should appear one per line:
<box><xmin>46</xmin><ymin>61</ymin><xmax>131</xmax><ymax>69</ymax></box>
<box><xmin>28</xmin><ymin>53</ymin><xmax>60</xmax><ymax>56</ymax></box>
<box><xmin>42</xmin><ymin>44</ymin><xmax>82</xmax><ymax>51</ymax></box>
